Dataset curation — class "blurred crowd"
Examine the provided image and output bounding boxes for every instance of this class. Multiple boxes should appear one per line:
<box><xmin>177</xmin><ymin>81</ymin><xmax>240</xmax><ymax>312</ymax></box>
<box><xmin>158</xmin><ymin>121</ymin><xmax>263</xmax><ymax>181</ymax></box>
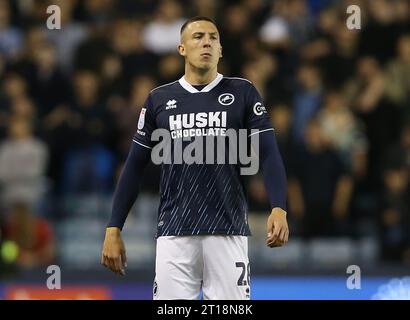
<box><xmin>0</xmin><ymin>0</ymin><xmax>410</xmax><ymax>270</ymax></box>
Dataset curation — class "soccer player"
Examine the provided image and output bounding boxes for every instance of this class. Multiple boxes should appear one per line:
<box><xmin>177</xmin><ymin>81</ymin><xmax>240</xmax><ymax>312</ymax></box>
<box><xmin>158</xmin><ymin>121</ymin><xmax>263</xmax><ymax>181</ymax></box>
<box><xmin>101</xmin><ymin>16</ymin><xmax>288</xmax><ymax>300</ymax></box>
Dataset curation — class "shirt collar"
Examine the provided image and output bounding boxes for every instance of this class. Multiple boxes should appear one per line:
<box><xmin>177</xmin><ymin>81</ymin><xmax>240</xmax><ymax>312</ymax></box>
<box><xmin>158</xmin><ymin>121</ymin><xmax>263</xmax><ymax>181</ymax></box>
<box><xmin>178</xmin><ymin>73</ymin><xmax>223</xmax><ymax>93</ymax></box>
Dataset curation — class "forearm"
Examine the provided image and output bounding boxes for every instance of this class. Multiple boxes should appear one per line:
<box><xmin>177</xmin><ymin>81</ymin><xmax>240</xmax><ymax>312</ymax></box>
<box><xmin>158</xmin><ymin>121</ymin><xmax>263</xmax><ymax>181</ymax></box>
<box><xmin>257</xmin><ymin>130</ymin><xmax>287</xmax><ymax>211</ymax></box>
<box><xmin>107</xmin><ymin>142</ymin><xmax>151</xmax><ymax>230</ymax></box>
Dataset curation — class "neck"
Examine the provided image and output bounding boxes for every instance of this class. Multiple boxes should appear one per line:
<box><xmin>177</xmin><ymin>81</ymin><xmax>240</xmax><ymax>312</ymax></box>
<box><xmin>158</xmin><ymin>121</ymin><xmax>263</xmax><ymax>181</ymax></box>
<box><xmin>184</xmin><ymin>64</ymin><xmax>218</xmax><ymax>85</ymax></box>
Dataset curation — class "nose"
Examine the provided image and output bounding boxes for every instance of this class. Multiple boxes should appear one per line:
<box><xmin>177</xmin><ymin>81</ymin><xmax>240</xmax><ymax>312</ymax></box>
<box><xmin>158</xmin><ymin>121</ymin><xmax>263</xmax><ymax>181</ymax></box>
<box><xmin>203</xmin><ymin>35</ymin><xmax>211</xmax><ymax>47</ymax></box>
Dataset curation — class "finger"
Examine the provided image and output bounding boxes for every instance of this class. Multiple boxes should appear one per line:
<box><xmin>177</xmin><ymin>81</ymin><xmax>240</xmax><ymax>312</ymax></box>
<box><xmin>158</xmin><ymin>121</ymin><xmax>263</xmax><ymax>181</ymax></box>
<box><xmin>271</xmin><ymin>226</ymin><xmax>281</xmax><ymax>242</ymax></box>
<box><xmin>268</xmin><ymin>226</ymin><xmax>282</xmax><ymax>242</ymax></box>
<box><xmin>267</xmin><ymin>229</ymin><xmax>277</xmax><ymax>243</ymax></box>
<box><xmin>102</xmin><ymin>255</ymin><xmax>109</xmax><ymax>268</ymax></box>
<box><xmin>285</xmin><ymin>230</ymin><xmax>289</xmax><ymax>243</ymax></box>
<box><xmin>266</xmin><ymin>233</ymin><xmax>277</xmax><ymax>243</ymax></box>
<box><xmin>267</xmin><ymin>237</ymin><xmax>282</xmax><ymax>247</ymax></box>
<box><xmin>118</xmin><ymin>255</ymin><xmax>126</xmax><ymax>276</ymax></box>
<box><xmin>121</xmin><ymin>251</ymin><xmax>127</xmax><ymax>269</ymax></box>
<box><xmin>106</xmin><ymin>257</ymin><xmax>115</xmax><ymax>272</ymax></box>
<box><xmin>267</xmin><ymin>228</ymin><xmax>280</xmax><ymax>243</ymax></box>
<box><xmin>278</xmin><ymin>227</ymin><xmax>287</xmax><ymax>243</ymax></box>
<box><xmin>267</xmin><ymin>240</ymin><xmax>283</xmax><ymax>248</ymax></box>
<box><xmin>273</xmin><ymin>238</ymin><xmax>285</xmax><ymax>247</ymax></box>
<box><xmin>268</xmin><ymin>234</ymin><xmax>286</xmax><ymax>247</ymax></box>
<box><xmin>267</xmin><ymin>218</ymin><xmax>274</xmax><ymax>237</ymax></box>
<box><xmin>108</xmin><ymin>257</ymin><xmax>119</xmax><ymax>274</ymax></box>
<box><xmin>117</xmin><ymin>257</ymin><xmax>126</xmax><ymax>276</ymax></box>
<box><xmin>113</xmin><ymin>257</ymin><xmax>123</xmax><ymax>275</ymax></box>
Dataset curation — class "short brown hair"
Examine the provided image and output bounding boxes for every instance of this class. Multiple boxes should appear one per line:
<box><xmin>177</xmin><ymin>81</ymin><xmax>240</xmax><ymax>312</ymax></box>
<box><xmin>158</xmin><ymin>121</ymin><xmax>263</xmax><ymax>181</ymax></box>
<box><xmin>180</xmin><ymin>16</ymin><xmax>218</xmax><ymax>35</ymax></box>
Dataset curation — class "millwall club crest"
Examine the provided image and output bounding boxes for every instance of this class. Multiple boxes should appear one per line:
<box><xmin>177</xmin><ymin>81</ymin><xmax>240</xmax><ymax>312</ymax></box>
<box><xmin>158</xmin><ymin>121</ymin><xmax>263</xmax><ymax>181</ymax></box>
<box><xmin>218</xmin><ymin>93</ymin><xmax>235</xmax><ymax>106</ymax></box>
<box><xmin>138</xmin><ymin>108</ymin><xmax>146</xmax><ymax>130</ymax></box>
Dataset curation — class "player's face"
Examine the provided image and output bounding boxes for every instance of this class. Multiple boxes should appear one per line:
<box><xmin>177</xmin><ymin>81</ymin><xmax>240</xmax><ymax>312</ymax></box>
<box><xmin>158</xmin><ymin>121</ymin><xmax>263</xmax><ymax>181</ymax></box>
<box><xmin>178</xmin><ymin>21</ymin><xmax>222</xmax><ymax>71</ymax></box>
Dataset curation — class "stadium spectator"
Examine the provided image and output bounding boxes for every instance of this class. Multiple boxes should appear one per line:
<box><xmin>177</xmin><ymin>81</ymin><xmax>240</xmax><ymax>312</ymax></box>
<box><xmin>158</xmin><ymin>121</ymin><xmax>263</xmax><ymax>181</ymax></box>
<box><xmin>288</xmin><ymin>119</ymin><xmax>353</xmax><ymax>237</ymax></box>
<box><xmin>344</xmin><ymin>56</ymin><xmax>401</xmax><ymax>187</ymax></box>
<box><xmin>110</xmin><ymin>19</ymin><xmax>158</xmax><ymax>82</ymax></box>
<box><xmin>0</xmin><ymin>117</ymin><xmax>48</xmax><ymax>210</ymax></box>
<box><xmin>142</xmin><ymin>0</ymin><xmax>185</xmax><ymax>54</ymax></box>
<box><xmin>2</xmin><ymin>201</ymin><xmax>55</xmax><ymax>269</ymax></box>
<box><xmin>291</xmin><ymin>62</ymin><xmax>324</xmax><ymax>147</ymax></box>
<box><xmin>46</xmin><ymin>0</ymin><xmax>89</xmax><ymax>73</ymax></box>
<box><xmin>317</xmin><ymin>90</ymin><xmax>367</xmax><ymax>168</ymax></box>
<box><xmin>0</xmin><ymin>0</ymin><xmax>23</xmax><ymax>60</ymax></box>
<box><xmin>60</xmin><ymin>70</ymin><xmax>115</xmax><ymax>194</ymax></box>
<box><xmin>27</xmin><ymin>41</ymin><xmax>69</xmax><ymax>119</ymax></box>
<box><xmin>379</xmin><ymin>160</ymin><xmax>410</xmax><ymax>263</ymax></box>
<box><xmin>359</xmin><ymin>0</ymin><xmax>402</xmax><ymax>64</ymax></box>
<box><xmin>385</xmin><ymin>34</ymin><xmax>410</xmax><ymax>111</ymax></box>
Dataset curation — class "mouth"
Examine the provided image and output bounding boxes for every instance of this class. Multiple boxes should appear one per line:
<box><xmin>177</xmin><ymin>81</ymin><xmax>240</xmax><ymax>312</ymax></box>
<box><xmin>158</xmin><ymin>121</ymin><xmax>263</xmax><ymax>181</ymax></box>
<box><xmin>200</xmin><ymin>53</ymin><xmax>212</xmax><ymax>57</ymax></box>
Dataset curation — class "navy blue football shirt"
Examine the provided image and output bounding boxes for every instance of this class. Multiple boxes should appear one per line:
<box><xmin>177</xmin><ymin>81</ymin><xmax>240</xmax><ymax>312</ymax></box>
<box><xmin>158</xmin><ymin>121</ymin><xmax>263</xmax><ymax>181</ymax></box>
<box><xmin>133</xmin><ymin>73</ymin><xmax>273</xmax><ymax>237</ymax></box>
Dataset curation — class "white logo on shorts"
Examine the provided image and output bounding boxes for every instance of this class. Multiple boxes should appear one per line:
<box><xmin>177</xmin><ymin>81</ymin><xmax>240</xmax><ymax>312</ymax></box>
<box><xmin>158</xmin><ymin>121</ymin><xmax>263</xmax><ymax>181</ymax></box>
<box><xmin>218</xmin><ymin>93</ymin><xmax>235</xmax><ymax>106</ymax></box>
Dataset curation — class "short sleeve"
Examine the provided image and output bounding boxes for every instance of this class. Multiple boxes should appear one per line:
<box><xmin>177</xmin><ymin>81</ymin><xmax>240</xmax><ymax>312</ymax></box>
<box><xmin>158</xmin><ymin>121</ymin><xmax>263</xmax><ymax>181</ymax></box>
<box><xmin>245</xmin><ymin>83</ymin><xmax>273</xmax><ymax>133</ymax></box>
<box><xmin>133</xmin><ymin>94</ymin><xmax>157</xmax><ymax>149</ymax></box>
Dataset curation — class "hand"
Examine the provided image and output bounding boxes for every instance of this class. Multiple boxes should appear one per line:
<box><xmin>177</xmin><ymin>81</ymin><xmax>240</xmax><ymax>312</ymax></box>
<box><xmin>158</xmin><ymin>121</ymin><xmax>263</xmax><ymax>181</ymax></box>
<box><xmin>101</xmin><ymin>227</ymin><xmax>127</xmax><ymax>276</ymax></box>
<box><xmin>266</xmin><ymin>208</ymin><xmax>289</xmax><ymax>248</ymax></box>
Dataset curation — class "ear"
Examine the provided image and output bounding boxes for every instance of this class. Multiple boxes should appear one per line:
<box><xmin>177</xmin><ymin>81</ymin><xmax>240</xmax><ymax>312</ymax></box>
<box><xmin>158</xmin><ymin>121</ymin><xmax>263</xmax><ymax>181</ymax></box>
<box><xmin>178</xmin><ymin>44</ymin><xmax>186</xmax><ymax>57</ymax></box>
<box><xmin>219</xmin><ymin>45</ymin><xmax>223</xmax><ymax>58</ymax></box>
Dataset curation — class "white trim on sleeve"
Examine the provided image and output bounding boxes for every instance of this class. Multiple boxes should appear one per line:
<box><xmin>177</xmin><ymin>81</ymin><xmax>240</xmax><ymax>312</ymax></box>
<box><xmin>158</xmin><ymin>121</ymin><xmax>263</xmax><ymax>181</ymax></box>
<box><xmin>132</xmin><ymin>139</ymin><xmax>153</xmax><ymax>149</ymax></box>
<box><xmin>248</xmin><ymin>128</ymin><xmax>275</xmax><ymax>137</ymax></box>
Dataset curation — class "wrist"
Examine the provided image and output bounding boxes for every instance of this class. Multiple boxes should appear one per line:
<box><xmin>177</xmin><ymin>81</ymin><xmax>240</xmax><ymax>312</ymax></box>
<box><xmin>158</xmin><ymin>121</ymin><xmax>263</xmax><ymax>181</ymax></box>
<box><xmin>106</xmin><ymin>227</ymin><xmax>121</xmax><ymax>236</ymax></box>
<box><xmin>271</xmin><ymin>207</ymin><xmax>287</xmax><ymax>215</ymax></box>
